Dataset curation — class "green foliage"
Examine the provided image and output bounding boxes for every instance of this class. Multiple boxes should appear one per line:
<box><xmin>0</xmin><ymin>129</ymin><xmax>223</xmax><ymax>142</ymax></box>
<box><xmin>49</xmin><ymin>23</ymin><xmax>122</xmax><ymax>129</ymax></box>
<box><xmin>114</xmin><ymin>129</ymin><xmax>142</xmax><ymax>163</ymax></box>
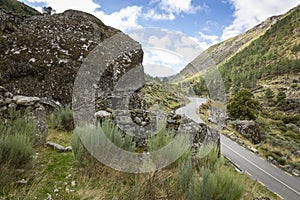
<box><xmin>227</xmin><ymin>88</ymin><xmax>261</xmax><ymax>120</ymax></box>
<box><xmin>0</xmin><ymin>108</ymin><xmax>37</xmax><ymax>189</ymax></box>
<box><xmin>0</xmin><ymin>133</ymin><xmax>33</xmax><ymax>168</ymax></box>
<box><xmin>264</xmin><ymin>88</ymin><xmax>274</xmax><ymax>102</ymax></box>
<box><xmin>206</xmin><ymin>167</ymin><xmax>244</xmax><ymax>200</ymax></box>
<box><xmin>50</xmin><ymin>105</ymin><xmax>74</xmax><ymax>132</ymax></box>
<box><xmin>42</xmin><ymin>6</ymin><xmax>55</xmax><ymax>15</ymax></box>
<box><xmin>147</xmin><ymin>121</ymin><xmax>173</xmax><ymax>151</ymax></box>
<box><xmin>0</xmin><ymin>0</ymin><xmax>40</xmax><ymax>16</ymax></box>
<box><xmin>276</xmin><ymin>90</ymin><xmax>286</xmax><ymax>106</ymax></box>
<box><xmin>176</xmin><ymin>145</ymin><xmax>244</xmax><ymax>200</ymax></box>
<box><xmin>219</xmin><ymin>6</ymin><xmax>300</xmax><ymax>91</ymax></box>
<box><xmin>141</xmin><ymin>83</ymin><xmax>188</xmax><ymax>111</ymax></box>
<box><xmin>191</xmin><ymin>75</ymin><xmax>209</xmax><ymax>96</ymax></box>
<box><xmin>72</xmin><ymin>120</ymin><xmax>136</xmax><ymax>166</ymax></box>
<box><xmin>101</xmin><ymin>120</ymin><xmax>135</xmax><ymax>151</ymax></box>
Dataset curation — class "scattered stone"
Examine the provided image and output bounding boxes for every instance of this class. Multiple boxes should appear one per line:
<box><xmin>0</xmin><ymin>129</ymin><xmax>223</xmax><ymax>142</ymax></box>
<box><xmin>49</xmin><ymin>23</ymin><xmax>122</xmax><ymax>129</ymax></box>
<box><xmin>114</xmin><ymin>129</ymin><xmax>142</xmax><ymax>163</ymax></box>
<box><xmin>294</xmin><ymin>150</ymin><xmax>300</xmax><ymax>158</ymax></box>
<box><xmin>247</xmin><ymin>146</ymin><xmax>259</xmax><ymax>154</ymax></box>
<box><xmin>13</xmin><ymin>95</ymin><xmax>40</xmax><ymax>106</ymax></box>
<box><xmin>71</xmin><ymin>181</ymin><xmax>76</xmax><ymax>187</ymax></box>
<box><xmin>17</xmin><ymin>179</ymin><xmax>27</xmax><ymax>184</ymax></box>
<box><xmin>267</xmin><ymin>156</ymin><xmax>274</xmax><ymax>162</ymax></box>
<box><xmin>282</xmin><ymin>165</ymin><xmax>293</xmax><ymax>173</ymax></box>
<box><xmin>94</xmin><ymin>110</ymin><xmax>112</xmax><ymax>122</ymax></box>
<box><xmin>65</xmin><ymin>146</ymin><xmax>72</xmax><ymax>152</ymax></box>
<box><xmin>54</xmin><ymin>188</ymin><xmax>59</xmax><ymax>193</ymax></box>
<box><xmin>46</xmin><ymin>142</ymin><xmax>72</xmax><ymax>152</ymax></box>
<box><xmin>46</xmin><ymin>193</ymin><xmax>53</xmax><ymax>200</ymax></box>
<box><xmin>292</xmin><ymin>169</ymin><xmax>300</xmax><ymax>176</ymax></box>
<box><xmin>237</xmin><ymin>139</ymin><xmax>244</xmax><ymax>145</ymax></box>
<box><xmin>253</xmin><ymin>197</ymin><xmax>270</xmax><ymax>200</ymax></box>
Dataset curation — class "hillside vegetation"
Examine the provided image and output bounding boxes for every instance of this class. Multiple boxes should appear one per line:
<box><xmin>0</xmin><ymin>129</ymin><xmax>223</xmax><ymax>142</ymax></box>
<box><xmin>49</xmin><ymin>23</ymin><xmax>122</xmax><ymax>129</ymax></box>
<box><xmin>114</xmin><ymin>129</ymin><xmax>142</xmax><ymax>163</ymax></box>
<box><xmin>172</xmin><ymin>12</ymin><xmax>281</xmax><ymax>82</ymax></box>
<box><xmin>0</xmin><ymin>0</ymin><xmax>39</xmax><ymax>16</ymax></box>
<box><xmin>220</xmin><ymin>5</ymin><xmax>300</xmax><ymax>92</ymax></box>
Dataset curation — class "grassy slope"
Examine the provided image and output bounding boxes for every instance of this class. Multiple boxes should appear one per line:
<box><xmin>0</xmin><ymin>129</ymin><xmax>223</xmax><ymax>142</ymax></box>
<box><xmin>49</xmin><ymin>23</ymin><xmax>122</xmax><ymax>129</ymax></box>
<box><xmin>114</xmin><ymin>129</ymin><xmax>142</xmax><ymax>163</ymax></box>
<box><xmin>141</xmin><ymin>82</ymin><xmax>189</xmax><ymax>112</ymax></box>
<box><xmin>0</xmin><ymin>119</ymin><xmax>280</xmax><ymax>200</ymax></box>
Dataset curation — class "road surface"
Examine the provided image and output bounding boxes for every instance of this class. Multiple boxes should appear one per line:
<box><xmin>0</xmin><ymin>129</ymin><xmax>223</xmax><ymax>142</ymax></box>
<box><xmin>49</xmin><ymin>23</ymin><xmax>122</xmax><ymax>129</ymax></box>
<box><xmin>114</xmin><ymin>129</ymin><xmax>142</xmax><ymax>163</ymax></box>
<box><xmin>176</xmin><ymin>97</ymin><xmax>300</xmax><ymax>200</ymax></box>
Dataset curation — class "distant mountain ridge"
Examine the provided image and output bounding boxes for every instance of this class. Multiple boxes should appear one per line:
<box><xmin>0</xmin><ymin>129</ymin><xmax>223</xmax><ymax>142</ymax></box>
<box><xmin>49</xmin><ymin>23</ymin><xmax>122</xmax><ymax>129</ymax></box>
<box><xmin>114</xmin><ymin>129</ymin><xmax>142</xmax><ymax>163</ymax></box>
<box><xmin>173</xmin><ymin>5</ymin><xmax>298</xmax><ymax>83</ymax></box>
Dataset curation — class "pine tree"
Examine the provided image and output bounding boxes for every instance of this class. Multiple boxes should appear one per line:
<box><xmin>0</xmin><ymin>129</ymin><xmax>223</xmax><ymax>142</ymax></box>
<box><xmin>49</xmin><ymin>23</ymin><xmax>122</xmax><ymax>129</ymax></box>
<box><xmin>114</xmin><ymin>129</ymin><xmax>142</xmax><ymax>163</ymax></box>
<box><xmin>227</xmin><ymin>88</ymin><xmax>261</xmax><ymax>120</ymax></box>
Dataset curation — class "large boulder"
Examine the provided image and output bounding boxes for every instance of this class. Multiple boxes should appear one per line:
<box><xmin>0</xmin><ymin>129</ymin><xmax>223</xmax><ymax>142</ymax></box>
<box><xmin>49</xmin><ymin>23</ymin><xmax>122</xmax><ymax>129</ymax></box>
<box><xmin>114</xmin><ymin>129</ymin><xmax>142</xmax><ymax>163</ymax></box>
<box><xmin>0</xmin><ymin>86</ymin><xmax>48</xmax><ymax>145</ymax></box>
<box><xmin>0</xmin><ymin>9</ymin><xmax>144</xmax><ymax>110</ymax></box>
<box><xmin>230</xmin><ymin>120</ymin><xmax>261</xmax><ymax>144</ymax></box>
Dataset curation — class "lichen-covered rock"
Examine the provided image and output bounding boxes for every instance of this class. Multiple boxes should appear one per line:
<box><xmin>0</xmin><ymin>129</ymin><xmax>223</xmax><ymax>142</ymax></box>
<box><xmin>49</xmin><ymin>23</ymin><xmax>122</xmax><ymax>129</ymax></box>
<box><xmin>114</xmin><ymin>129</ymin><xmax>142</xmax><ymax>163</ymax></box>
<box><xmin>0</xmin><ymin>9</ymin><xmax>127</xmax><ymax>105</ymax></box>
<box><xmin>230</xmin><ymin>120</ymin><xmax>261</xmax><ymax>144</ymax></box>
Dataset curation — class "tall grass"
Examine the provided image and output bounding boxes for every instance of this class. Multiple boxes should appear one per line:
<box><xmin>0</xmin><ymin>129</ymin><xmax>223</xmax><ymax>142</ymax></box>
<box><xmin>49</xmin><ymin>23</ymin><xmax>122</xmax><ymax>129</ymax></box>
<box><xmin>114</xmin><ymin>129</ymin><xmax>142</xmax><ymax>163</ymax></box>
<box><xmin>177</xmin><ymin>145</ymin><xmax>245</xmax><ymax>200</ymax></box>
<box><xmin>0</xmin><ymin>108</ymin><xmax>37</xmax><ymax>190</ymax></box>
<box><xmin>49</xmin><ymin>105</ymin><xmax>74</xmax><ymax>131</ymax></box>
<box><xmin>71</xmin><ymin>120</ymin><xmax>136</xmax><ymax>168</ymax></box>
<box><xmin>147</xmin><ymin>121</ymin><xmax>173</xmax><ymax>151</ymax></box>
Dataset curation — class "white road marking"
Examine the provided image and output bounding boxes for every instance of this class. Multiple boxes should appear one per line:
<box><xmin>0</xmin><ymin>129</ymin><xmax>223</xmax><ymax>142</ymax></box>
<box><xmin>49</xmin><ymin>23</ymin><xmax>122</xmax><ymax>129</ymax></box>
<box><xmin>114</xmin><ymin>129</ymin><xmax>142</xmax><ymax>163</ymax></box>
<box><xmin>222</xmin><ymin>143</ymin><xmax>300</xmax><ymax>196</ymax></box>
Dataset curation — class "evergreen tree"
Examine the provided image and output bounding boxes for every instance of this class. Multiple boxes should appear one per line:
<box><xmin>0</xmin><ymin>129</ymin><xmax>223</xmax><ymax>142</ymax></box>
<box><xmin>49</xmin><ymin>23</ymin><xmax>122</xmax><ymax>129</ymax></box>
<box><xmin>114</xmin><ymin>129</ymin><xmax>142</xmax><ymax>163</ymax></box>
<box><xmin>264</xmin><ymin>88</ymin><xmax>274</xmax><ymax>102</ymax></box>
<box><xmin>276</xmin><ymin>90</ymin><xmax>286</xmax><ymax>106</ymax></box>
<box><xmin>227</xmin><ymin>88</ymin><xmax>261</xmax><ymax>120</ymax></box>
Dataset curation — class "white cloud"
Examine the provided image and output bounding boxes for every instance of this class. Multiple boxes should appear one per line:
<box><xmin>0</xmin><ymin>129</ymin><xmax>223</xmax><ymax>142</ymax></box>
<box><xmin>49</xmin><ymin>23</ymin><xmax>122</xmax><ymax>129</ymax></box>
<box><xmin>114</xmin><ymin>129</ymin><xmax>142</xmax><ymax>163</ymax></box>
<box><xmin>144</xmin><ymin>9</ymin><xmax>175</xmax><ymax>20</ymax></box>
<box><xmin>191</xmin><ymin>32</ymin><xmax>220</xmax><ymax>50</ymax></box>
<box><xmin>21</xmin><ymin>0</ymin><xmax>142</xmax><ymax>31</ymax></box>
<box><xmin>222</xmin><ymin>0</ymin><xmax>300</xmax><ymax>40</ymax></box>
<box><xmin>153</xmin><ymin>0</ymin><xmax>207</xmax><ymax>14</ymax></box>
<box><xmin>95</xmin><ymin>6</ymin><xmax>142</xmax><ymax>31</ymax></box>
<box><xmin>27</xmin><ymin>0</ymin><xmax>100</xmax><ymax>13</ymax></box>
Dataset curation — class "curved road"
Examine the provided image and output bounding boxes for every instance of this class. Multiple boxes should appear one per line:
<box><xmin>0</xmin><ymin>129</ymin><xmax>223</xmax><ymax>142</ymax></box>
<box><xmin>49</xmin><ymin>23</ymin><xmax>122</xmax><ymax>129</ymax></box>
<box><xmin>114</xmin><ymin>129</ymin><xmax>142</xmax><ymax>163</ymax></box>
<box><xmin>176</xmin><ymin>97</ymin><xmax>300</xmax><ymax>200</ymax></box>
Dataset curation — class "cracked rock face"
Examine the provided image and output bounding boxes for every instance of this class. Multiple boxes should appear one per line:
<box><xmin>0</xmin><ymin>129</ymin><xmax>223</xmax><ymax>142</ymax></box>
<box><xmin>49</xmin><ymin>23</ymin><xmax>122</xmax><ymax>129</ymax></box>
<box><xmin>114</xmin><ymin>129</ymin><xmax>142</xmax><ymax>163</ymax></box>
<box><xmin>0</xmin><ymin>9</ymin><xmax>144</xmax><ymax>108</ymax></box>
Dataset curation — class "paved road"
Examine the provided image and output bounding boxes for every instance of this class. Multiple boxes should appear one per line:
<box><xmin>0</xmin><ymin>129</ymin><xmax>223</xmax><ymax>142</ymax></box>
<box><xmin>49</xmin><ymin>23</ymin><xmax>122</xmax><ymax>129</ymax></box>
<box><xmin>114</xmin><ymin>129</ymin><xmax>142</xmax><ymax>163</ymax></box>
<box><xmin>177</xmin><ymin>97</ymin><xmax>300</xmax><ymax>200</ymax></box>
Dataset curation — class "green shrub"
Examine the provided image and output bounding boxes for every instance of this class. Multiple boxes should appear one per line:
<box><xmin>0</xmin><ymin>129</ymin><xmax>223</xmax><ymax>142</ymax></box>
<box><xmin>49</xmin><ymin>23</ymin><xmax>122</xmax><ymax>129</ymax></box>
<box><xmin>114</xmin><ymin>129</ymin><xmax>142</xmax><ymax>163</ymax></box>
<box><xmin>227</xmin><ymin>88</ymin><xmax>261</xmax><ymax>120</ymax></box>
<box><xmin>72</xmin><ymin>120</ymin><xmax>136</xmax><ymax>166</ymax></box>
<box><xmin>147</xmin><ymin>121</ymin><xmax>173</xmax><ymax>151</ymax></box>
<box><xmin>0</xmin><ymin>133</ymin><xmax>33</xmax><ymax>168</ymax></box>
<box><xmin>176</xmin><ymin>145</ymin><xmax>244</xmax><ymax>200</ymax></box>
<box><xmin>207</xmin><ymin>167</ymin><xmax>244</xmax><ymax>200</ymax></box>
<box><xmin>0</xmin><ymin>109</ymin><xmax>36</xmax><ymax>168</ymax></box>
<box><xmin>50</xmin><ymin>105</ymin><xmax>74</xmax><ymax>131</ymax></box>
<box><xmin>0</xmin><ymin>109</ymin><xmax>37</xmax><ymax>189</ymax></box>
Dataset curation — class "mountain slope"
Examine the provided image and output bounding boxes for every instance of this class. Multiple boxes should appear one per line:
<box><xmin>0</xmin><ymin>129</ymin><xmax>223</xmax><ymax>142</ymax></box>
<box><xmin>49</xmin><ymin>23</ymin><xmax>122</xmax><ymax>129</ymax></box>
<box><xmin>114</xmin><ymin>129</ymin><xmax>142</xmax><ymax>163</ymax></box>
<box><xmin>172</xmin><ymin>14</ymin><xmax>282</xmax><ymax>82</ymax></box>
<box><xmin>219</xmin><ymin>5</ymin><xmax>300</xmax><ymax>91</ymax></box>
<box><xmin>0</xmin><ymin>0</ymin><xmax>39</xmax><ymax>16</ymax></box>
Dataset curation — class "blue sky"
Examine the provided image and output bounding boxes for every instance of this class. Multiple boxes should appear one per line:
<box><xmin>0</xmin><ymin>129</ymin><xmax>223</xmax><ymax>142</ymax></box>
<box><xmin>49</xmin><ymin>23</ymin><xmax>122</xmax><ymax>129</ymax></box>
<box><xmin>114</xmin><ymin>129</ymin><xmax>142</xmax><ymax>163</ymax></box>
<box><xmin>19</xmin><ymin>0</ymin><xmax>300</xmax><ymax>76</ymax></box>
<box><xmin>20</xmin><ymin>0</ymin><xmax>300</xmax><ymax>49</ymax></box>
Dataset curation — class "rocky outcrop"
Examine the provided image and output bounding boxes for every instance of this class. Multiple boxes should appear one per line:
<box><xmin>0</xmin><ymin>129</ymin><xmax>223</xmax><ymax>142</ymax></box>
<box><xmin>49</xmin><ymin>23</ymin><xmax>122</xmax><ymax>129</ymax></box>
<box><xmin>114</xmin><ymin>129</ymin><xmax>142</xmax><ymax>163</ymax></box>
<box><xmin>0</xmin><ymin>86</ymin><xmax>47</xmax><ymax>145</ymax></box>
<box><xmin>229</xmin><ymin>120</ymin><xmax>261</xmax><ymax>144</ymax></box>
<box><xmin>0</xmin><ymin>9</ymin><xmax>143</xmax><ymax>108</ymax></box>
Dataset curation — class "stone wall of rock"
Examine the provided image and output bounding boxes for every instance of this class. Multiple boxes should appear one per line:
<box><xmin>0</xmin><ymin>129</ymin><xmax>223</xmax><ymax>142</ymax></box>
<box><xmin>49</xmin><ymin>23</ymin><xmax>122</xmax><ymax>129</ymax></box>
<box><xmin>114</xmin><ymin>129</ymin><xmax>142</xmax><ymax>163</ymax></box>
<box><xmin>112</xmin><ymin>109</ymin><xmax>220</xmax><ymax>153</ymax></box>
<box><xmin>0</xmin><ymin>86</ymin><xmax>48</xmax><ymax>145</ymax></box>
<box><xmin>229</xmin><ymin>120</ymin><xmax>261</xmax><ymax>144</ymax></box>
